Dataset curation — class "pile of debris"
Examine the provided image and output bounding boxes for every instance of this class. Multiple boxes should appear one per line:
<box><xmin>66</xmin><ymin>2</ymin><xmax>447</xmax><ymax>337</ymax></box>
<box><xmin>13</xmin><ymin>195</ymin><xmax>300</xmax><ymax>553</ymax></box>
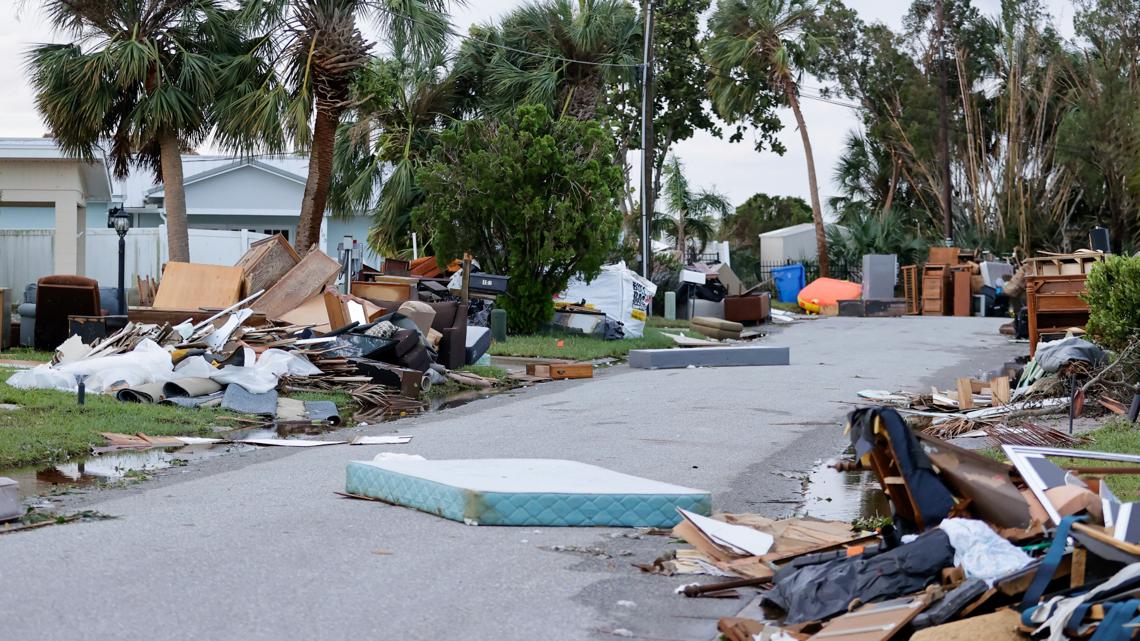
<box><xmin>856</xmin><ymin>335</ymin><xmax>1139</xmax><ymax>448</ymax></box>
<box><xmin>660</xmin><ymin>405</ymin><xmax>1140</xmax><ymax>641</ymax></box>
<box><xmin>7</xmin><ymin>236</ymin><xmax>532</xmax><ymax>426</ymax></box>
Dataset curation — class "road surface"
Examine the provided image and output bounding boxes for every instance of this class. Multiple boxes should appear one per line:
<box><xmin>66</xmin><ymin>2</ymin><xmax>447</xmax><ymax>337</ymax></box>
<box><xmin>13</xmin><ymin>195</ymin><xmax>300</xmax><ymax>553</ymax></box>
<box><xmin>0</xmin><ymin>316</ymin><xmax>1020</xmax><ymax>641</ymax></box>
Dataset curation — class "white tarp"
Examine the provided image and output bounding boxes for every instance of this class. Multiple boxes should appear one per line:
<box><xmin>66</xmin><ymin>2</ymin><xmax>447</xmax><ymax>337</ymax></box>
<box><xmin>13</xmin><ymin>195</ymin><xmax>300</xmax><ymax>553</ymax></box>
<box><xmin>7</xmin><ymin>341</ymin><xmax>319</xmax><ymax>395</ymax></box>
<box><xmin>556</xmin><ymin>262</ymin><xmax>658</xmax><ymax>338</ymax></box>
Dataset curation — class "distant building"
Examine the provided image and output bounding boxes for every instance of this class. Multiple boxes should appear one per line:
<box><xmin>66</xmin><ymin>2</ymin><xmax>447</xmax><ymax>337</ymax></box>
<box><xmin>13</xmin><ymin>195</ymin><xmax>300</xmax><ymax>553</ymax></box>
<box><xmin>0</xmin><ymin>138</ymin><xmax>377</xmax><ymax>293</ymax></box>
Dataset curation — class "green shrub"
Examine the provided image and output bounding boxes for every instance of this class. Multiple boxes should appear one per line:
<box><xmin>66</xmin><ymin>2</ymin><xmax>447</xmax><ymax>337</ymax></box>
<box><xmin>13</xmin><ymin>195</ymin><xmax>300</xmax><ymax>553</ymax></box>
<box><xmin>1084</xmin><ymin>255</ymin><xmax>1140</xmax><ymax>350</ymax></box>
<box><xmin>414</xmin><ymin>105</ymin><xmax>623</xmax><ymax>333</ymax></box>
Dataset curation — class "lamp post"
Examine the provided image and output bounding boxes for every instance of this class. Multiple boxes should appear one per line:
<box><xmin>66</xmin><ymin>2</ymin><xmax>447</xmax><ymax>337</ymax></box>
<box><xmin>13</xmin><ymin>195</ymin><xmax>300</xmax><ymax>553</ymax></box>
<box><xmin>107</xmin><ymin>208</ymin><xmax>131</xmax><ymax>315</ymax></box>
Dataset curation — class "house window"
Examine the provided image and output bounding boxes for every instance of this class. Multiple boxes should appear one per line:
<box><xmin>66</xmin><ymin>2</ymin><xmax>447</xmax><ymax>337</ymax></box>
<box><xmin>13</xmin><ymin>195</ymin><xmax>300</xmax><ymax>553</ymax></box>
<box><xmin>259</xmin><ymin>228</ymin><xmax>290</xmax><ymax>240</ymax></box>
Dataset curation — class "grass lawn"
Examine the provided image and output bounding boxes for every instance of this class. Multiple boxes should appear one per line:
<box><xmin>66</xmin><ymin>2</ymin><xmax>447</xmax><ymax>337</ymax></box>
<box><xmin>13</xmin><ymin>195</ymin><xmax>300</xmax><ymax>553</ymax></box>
<box><xmin>488</xmin><ymin>326</ymin><xmax>701</xmax><ymax>360</ymax></box>
<box><xmin>771</xmin><ymin>300</ymin><xmax>801</xmax><ymax>313</ymax></box>
<box><xmin>0</xmin><ymin>348</ymin><xmax>54</xmax><ymax>362</ymax></box>
<box><xmin>0</xmin><ymin>369</ymin><xmax>225</xmax><ymax>469</ymax></box>
<box><xmin>986</xmin><ymin>419</ymin><xmax>1140</xmax><ymax>497</ymax></box>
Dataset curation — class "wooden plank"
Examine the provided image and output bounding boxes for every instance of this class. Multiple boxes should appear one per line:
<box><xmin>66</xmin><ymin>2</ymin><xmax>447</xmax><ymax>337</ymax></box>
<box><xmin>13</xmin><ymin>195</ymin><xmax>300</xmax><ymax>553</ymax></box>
<box><xmin>235</xmin><ymin>234</ymin><xmax>301</xmax><ymax>295</ymax></box>
<box><xmin>1070</xmin><ymin>546</ymin><xmax>1087</xmax><ymax>588</ymax></box>
<box><xmin>323</xmin><ymin>290</ymin><xmax>349</xmax><ymax>330</ymax></box>
<box><xmin>151</xmin><ymin>262</ymin><xmax>244</xmax><ymax>311</ymax></box>
<box><xmin>991</xmin><ymin>376</ymin><xmax>1011</xmax><ymax>405</ymax></box>
<box><xmin>807</xmin><ymin>595</ymin><xmax>930</xmax><ymax>641</ymax></box>
<box><xmin>254</xmin><ymin>250</ymin><xmax>341</xmax><ymax>319</ymax></box>
<box><xmin>956</xmin><ymin>378</ymin><xmax>975</xmax><ymax>409</ymax></box>
<box><xmin>128</xmin><ymin>307</ymin><xmax>267</xmax><ymax>326</ymax></box>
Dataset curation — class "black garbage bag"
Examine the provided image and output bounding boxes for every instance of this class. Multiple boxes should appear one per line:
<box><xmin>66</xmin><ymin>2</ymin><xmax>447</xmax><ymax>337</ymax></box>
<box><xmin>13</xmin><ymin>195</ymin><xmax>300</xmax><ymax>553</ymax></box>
<box><xmin>762</xmin><ymin>529</ymin><xmax>954</xmax><ymax>624</ymax></box>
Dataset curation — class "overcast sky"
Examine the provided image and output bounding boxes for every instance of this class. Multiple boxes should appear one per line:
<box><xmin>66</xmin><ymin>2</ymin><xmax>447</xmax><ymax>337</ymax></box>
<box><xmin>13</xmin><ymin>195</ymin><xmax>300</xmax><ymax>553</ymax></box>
<box><xmin>0</xmin><ymin>0</ymin><xmax>1077</xmax><ymax>208</ymax></box>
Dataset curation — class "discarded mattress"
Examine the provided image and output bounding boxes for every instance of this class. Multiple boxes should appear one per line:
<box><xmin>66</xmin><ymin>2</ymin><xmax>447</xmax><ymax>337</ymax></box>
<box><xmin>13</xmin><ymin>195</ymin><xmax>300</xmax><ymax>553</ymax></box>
<box><xmin>344</xmin><ymin>458</ymin><xmax>711</xmax><ymax>527</ymax></box>
<box><xmin>797</xmin><ymin>278</ymin><xmax>862</xmax><ymax>313</ymax></box>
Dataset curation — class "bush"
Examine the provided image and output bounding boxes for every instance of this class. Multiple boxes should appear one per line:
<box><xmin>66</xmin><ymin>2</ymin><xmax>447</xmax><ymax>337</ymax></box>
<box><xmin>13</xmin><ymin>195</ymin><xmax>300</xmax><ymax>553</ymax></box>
<box><xmin>414</xmin><ymin>105</ymin><xmax>623</xmax><ymax>333</ymax></box>
<box><xmin>1084</xmin><ymin>255</ymin><xmax>1140</xmax><ymax>351</ymax></box>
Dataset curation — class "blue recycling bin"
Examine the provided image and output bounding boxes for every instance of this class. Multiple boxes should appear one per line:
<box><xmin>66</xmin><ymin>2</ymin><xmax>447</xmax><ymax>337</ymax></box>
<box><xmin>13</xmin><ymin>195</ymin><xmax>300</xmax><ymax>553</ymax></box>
<box><xmin>771</xmin><ymin>264</ymin><xmax>807</xmax><ymax>303</ymax></box>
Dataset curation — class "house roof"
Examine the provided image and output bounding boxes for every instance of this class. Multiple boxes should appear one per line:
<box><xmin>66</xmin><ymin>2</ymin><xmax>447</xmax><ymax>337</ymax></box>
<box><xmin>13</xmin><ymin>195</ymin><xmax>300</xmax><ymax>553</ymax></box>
<box><xmin>759</xmin><ymin>223</ymin><xmax>817</xmax><ymax>239</ymax></box>
<box><xmin>120</xmin><ymin>154</ymin><xmax>309</xmax><ymax>208</ymax></box>
<box><xmin>0</xmin><ymin>137</ymin><xmax>114</xmax><ymax>201</ymax></box>
<box><xmin>143</xmin><ymin>158</ymin><xmax>307</xmax><ymax>197</ymax></box>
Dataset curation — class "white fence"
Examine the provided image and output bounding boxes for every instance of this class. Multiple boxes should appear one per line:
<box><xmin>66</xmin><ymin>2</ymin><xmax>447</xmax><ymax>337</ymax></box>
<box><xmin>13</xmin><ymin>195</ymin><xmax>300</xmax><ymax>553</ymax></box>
<box><xmin>0</xmin><ymin>230</ymin><xmax>53</xmax><ymax>298</ymax></box>
<box><xmin>0</xmin><ymin>228</ymin><xmax>270</xmax><ymax>297</ymax></box>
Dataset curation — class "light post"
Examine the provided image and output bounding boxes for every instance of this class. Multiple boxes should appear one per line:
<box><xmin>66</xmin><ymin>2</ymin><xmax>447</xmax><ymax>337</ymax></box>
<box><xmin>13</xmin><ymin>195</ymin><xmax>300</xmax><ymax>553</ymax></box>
<box><xmin>107</xmin><ymin>208</ymin><xmax>131</xmax><ymax>315</ymax></box>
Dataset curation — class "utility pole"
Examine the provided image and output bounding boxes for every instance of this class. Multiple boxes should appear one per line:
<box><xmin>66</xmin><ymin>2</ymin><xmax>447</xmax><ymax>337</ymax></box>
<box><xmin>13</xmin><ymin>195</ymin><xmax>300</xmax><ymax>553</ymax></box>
<box><xmin>935</xmin><ymin>0</ymin><xmax>953</xmax><ymax>245</ymax></box>
<box><xmin>639</xmin><ymin>0</ymin><xmax>655</xmax><ymax>278</ymax></box>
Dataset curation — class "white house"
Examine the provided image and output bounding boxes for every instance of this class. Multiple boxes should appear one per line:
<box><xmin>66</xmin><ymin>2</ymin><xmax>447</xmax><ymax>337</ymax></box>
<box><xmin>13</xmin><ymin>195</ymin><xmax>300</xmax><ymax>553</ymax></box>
<box><xmin>0</xmin><ymin>138</ymin><xmax>378</xmax><ymax>295</ymax></box>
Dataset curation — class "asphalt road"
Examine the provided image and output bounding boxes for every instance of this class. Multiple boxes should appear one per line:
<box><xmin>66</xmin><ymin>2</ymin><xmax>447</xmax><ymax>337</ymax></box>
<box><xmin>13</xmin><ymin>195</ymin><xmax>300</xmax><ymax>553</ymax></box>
<box><xmin>0</xmin><ymin>316</ymin><xmax>1021</xmax><ymax>641</ymax></box>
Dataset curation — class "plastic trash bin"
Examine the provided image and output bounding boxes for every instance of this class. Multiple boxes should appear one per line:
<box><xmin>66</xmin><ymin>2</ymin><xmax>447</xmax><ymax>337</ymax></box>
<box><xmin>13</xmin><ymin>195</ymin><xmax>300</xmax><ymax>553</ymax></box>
<box><xmin>771</xmin><ymin>264</ymin><xmax>807</xmax><ymax>303</ymax></box>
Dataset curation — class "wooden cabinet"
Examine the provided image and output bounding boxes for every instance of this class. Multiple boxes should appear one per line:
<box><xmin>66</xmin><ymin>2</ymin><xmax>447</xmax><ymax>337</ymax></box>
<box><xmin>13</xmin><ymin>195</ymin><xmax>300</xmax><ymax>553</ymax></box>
<box><xmin>921</xmin><ymin>265</ymin><xmax>951</xmax><ymax>315</ymax></box>
<box><xmin>1027</xmin><ymin>274</ymin><xmax>1091</xmax><ymax>356</ymax></box>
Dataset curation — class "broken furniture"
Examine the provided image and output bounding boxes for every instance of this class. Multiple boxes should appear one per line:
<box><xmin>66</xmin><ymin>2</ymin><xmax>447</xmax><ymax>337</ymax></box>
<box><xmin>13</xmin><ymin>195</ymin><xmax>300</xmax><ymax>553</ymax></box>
<box><xmin>901</xmin><ymin>265</ymin><xmax>920</xmax><ymax>314</ymax></box>
<box><xmin>353</xmin><ymin>276</ymin><xmax>419</xmax><ymax>304</ymax></box>
<box><xmin>525</xmin><ymin>362</ymin><xmax>593</xmax><ymax>379</ymax></box>
<box><xmin>427</xmin><ymin>301</ymin><xmax>468</xmax><ymax>370</ymax></box>
<box><xmin>33</xmin><ymin>275</ymin><xmax>101</xmax><ymax>351</ymax></box>
<box><xmin>629</xmin><ymin>345</ymin><xmax>790</xmax><ymax>369</ymax></box>
<box><xmin>952</xmin><ymin>266</ymin><xmax>973</xmax><ymax>317</ymax></box>
<box><xmin>254</xmin><ymin>249</ymin><xmax>341</xmax><ymax>319</ymax></box>
<box><xmin>235</xmin><ymin>234</ymin><xmax>301</xmax><ymax>295</ymax></box>
<box><xmin>921</xmin><ymin>264</ymin><xmax>951</xmax><ymax>315</ymax></box>
<box><xmin>723</xmin><ymin>288</ymin><xmax>771</xmax><ymax>324</ymax></box>
<box><xmin>690</xmin><ymin>316</ymin><xmax>743</xmax><ymax>340</ymax></box>
<box><xmin>861</xmin><ymin>254</ymin><xmax>898</xmax><ymax>300</ymax></box>
<box><xmin>1021</xmin><ymin>253</ymin><xmax>1104</xmax><ymax>355</ymax></box>
<box><xmin>344</xmin><ymin>458</ymin><xmax>711</xmax><ymax>527</ymax></box>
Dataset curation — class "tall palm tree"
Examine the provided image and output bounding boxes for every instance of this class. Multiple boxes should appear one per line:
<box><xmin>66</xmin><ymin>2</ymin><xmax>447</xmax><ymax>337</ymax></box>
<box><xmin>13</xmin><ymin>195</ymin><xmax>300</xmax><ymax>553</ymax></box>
<box><xmin>215</xmin><ymin>0</ymin><xmax>456</xmax><ymax>253</ymax></box>
<box><xmin>26</xmin><ymin>0</ymin><xmax>239</xmax><ymax>262</ymax></box>
<box><xmin>706</xmin><ymin>0</ymin><xmax>830</xmax><ymax>276</ymax></box>
<box><xmin>328</xmin><ymin>54</ymin><xmax>457</xmax><ymax>256</ymax></box>
<box><xmin>452</xmin><ymin>0</ymin><xmax>641</xmax><ymax>121</ymax></box>
<box><xmin>652</xmin><ymin>155</ymin><xmax>731</xmax><ymax>258</ymax></box>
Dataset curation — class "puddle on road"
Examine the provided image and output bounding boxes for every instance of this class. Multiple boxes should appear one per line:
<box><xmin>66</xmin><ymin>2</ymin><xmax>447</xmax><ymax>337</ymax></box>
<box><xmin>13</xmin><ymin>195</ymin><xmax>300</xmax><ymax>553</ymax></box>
<box><xmin>1</xmin><ymin>386</ymin><xmax>517</xmax><ymax>501</ymax></box>
<box><xmin>797</xmin><ymin>459</ymin><xmax>890</xmax><ymax>523</ymax></box>
<box><xmin>4</xmin><ymin>442</ymin><xmax>254</xmax><ymax>500</ymax></box>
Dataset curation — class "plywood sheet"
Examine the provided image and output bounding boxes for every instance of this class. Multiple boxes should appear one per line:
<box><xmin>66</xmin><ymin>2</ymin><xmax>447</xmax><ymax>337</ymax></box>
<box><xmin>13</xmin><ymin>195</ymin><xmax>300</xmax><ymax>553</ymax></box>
<box><xmin>152</xmin><ymin>262</ymin><xmax>244</xmax><ymax>311</ymax></box>
<box><xmin>909</xmin><ymin>609</ymin><xmax>1022</xmax><ymax>641</ymax></box>
<box><xmin>254</xmin><ymin>250</ymin><xmax>341</xmax><ymax>319</ymax></box>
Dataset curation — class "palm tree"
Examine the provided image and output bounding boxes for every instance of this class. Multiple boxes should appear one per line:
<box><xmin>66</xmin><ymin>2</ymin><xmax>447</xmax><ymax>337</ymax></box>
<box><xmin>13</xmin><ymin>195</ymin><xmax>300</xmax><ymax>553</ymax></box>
<box><xmin>215</xmin><ymin>0</ymin><xmax>456</xmax><ymax>253</ymax></box>
<box><xmin>328</xmin><ymin>54</ymin><xmax>457</xmax><ymax>256</ymax></box>
<box><xmin>452</xmin><ymin>0</ymin><xmax>641</xmax><ymax>121</ymax></box>
<box><xmin>652</xmin><ymin>155</ymin><xmax>731</xmax><ymax>259</ymax></box>
<box><xmin>706</xmin><ymin>0</ymin><xmax>830</xmax><ymax>276</ymax></box>
<box><xmin>26</xmin><ymin>0</ymin><xmax>238</xmax><ymax>262</ymax></box>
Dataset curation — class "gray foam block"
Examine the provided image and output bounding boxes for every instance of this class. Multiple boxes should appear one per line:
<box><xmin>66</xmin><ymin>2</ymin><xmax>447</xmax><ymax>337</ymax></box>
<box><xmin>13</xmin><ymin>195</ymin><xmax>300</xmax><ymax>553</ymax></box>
<box><xmin>222</xmin><ymin>384</ymin><xmax>279</xmax><ymax>416</ymax></box>
<box><xmin>628</xmin><ymin>345</ymin><xmax>790</xmax><ymax>369</ymax></box>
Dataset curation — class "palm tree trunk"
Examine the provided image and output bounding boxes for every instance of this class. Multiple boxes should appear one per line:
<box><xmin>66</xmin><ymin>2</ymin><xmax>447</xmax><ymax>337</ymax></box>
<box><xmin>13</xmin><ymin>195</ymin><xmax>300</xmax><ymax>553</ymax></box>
<box><xmin>881</xmin><ymin>155</ymin><xmax>900</xmax><ymax>220</ymax></box>
<box><xmin>159</xmin><ymin>130</ymin><xmax>190</xmax><ymax>263</ymax></box>
<box><xmin>296</xmin><ymin>105</ymin><xmax>339</xmax><ymax>254</ymax></box>
<box><xmin>676</xmin><ymin>217</ymin><xmax>686</xmax><ymax>261</ymax></box>
<box><xmin>785</xmin><ymin>83</ymin><xmax>829</xmax><ymax>278</ymax></box>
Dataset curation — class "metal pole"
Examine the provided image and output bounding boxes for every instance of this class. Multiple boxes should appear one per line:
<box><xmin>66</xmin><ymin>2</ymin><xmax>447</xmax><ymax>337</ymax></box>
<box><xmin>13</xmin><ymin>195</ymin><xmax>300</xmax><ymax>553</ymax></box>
<box><xmin>936</xmin><ymin>0</ymin><xmax>953</xmax><ymax>245</ymax></box>
<box><xmin>639</xmin><ymin>0</ymin><xmax>655</xmax><ymax>278</ymax></box>
<box><xmin>117</xmin><ymin>234</ymin><xmax>126</xmax><ymax>315</ymax></box>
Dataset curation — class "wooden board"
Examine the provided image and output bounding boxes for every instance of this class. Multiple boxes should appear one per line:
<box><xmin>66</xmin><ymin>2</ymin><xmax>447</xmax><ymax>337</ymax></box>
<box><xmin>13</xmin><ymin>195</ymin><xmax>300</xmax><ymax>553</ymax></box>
<box><xmin>909</xmin><ymin>609</ymin><xmax>1022</xmax><ymax>641</ymax></box>
<box><xmin>254</xmin><ymin>250</ymin><xmax>341</xmax><ymax>320</ymax></box>
<box><xmin>956</xmin><ymin>378</ymin><xmax>975</xmax><ymax>409</ymax></box>
<box><xmin>991</xmin><ymin>376</ymin><xmax>1011</xmax><ymax>405</ymax></box>
<box><xmin>235</xmin><ymin>234</ymin><xmax>301</xmax><ymax>295</ymax></box>
<box><xmin>151</xmin><ymin>262</ymin><xmax>244</xmax><ymax>311</ymax></box>
<box><xmin>807</xmin><ymin>595</ymin><xmax>931</xmax><ymax>641</ymax></box>
<box><xmin>277</xmin><ymin>293</ymin><xmax>331</xmax><ymax>333</ymax></box>
<box><xmin>526</xmin><ymin>363</ymin><xmax>594</xmax><ymax>380</ymax></box>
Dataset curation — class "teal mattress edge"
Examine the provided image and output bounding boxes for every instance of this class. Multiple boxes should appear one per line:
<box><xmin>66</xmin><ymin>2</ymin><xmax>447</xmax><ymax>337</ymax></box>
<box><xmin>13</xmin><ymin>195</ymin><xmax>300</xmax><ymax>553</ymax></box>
<box><xmin>345</xmin><ymin>461</ymin><xmax>711</xmax><ymax>527</ymax></box>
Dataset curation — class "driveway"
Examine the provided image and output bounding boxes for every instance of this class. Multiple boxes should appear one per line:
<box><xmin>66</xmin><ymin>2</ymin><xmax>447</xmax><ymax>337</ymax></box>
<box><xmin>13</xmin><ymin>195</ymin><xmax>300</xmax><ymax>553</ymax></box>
<box><xmin>0</xmin><ymin>316</ymin><xmax>1021</xmax><ymax>641</ymax></box>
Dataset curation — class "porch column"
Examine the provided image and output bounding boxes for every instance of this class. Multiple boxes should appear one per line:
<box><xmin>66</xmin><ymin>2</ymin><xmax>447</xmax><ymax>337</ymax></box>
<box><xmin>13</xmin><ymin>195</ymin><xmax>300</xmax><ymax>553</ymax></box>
<box><xmin>53</xmin><ymin>195</ymin><xmax>84</xmax><ymax>275</ymax></box>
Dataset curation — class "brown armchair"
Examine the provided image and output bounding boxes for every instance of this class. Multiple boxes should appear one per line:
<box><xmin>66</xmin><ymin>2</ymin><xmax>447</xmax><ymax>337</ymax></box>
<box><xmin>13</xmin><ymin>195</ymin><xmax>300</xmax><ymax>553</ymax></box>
<box><xmin>428</xmin><ymin>301</ymin><xmax>468</xmax><ymax>370</ymax></box>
